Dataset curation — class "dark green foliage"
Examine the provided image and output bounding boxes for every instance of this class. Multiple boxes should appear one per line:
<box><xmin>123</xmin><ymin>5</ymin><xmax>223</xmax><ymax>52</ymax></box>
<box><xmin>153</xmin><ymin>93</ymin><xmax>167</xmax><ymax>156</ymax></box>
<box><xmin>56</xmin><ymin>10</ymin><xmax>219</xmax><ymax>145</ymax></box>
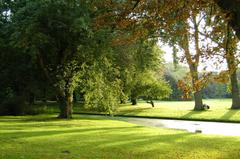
<box><xmin>202</xmin><ymin>82</ymin><xmax>230</xmax><ymax>99</ymax></box>
<box><xmin>215</xmin><ymin>0</ymin><xmax>240</xmax><ymax>39</ymax></box>
<box><xmin>0</xmin><ymin>96</ymin><xmax>27</xmax><ymax>115</ymax></box>
<box><xmin>9</xmin><ymin>0</ymin><xmax>114</xmax><ymax>118</ymax></box>
<box><xmin>115</xmin><ymin>40</ymin><xmax>170</xmax><ymax>105</ymax></box>
<box><xmin>81</xmin><ymin>57</ymin><xmax>121</xmax><ymax>114</ymax></box>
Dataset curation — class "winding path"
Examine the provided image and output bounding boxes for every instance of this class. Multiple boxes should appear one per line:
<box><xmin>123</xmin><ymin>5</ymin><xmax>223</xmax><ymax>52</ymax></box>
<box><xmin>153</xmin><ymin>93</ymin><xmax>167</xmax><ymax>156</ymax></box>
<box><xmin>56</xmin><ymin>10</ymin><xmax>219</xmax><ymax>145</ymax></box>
<box><xmin>116</xmin><ymin>117</ymin><xmax>240</xmax><ymax>136</ymax></box>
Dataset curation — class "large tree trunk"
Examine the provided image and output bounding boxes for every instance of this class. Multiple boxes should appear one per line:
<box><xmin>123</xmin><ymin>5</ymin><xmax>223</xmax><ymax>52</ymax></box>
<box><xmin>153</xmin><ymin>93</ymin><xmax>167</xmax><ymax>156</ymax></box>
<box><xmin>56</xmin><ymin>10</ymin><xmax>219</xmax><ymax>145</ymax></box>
<box><xmin>230</xmin><ymin>71</ymin><xmax>240</xmax><ymax>109</ymax></box>
<box><xmin>193</xmin><ymin>90</ymin><xmax>203</xmax><ymax>110</ymax></box>
<box><xmin>191</xmin><ymin>67</ymin><xmax>204</xmax><ymax>111</ymax></box>
<box><xmin>131</xmin><ymin>98</ymin><xmax>137</xmax><ymax>105</ymax></box>
<box><xmin>180</xmin><ymin>16</ymin><xmax>204</xmax><ymax>111</ymax></box>
<box><xmin>58</xmin><ymin>90</ymin><xmax>73</xmax><ymax>118</ymax></box>
<box><xmin>131</xmin><ymin>96</ymin><xmax>137</xmax><ymax>105</ymax></box>
<box><xmin>226</xmin><ymin>50</ymin><xmax>240</xmax><ymax>109</ymax></box>
<box><xmin>225</xmin><ymin>23</ymin><xmax>240</xmax><ymax>109</ymax></box>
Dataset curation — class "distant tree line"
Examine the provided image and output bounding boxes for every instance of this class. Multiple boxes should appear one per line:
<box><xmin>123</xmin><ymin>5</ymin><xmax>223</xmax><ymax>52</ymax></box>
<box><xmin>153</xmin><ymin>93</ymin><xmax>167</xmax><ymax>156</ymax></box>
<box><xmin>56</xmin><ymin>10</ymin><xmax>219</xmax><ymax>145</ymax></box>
<box><xmin>164</xmin><ymin>63</ymin><xmax>240</xmax><ymax>101</ymax></box>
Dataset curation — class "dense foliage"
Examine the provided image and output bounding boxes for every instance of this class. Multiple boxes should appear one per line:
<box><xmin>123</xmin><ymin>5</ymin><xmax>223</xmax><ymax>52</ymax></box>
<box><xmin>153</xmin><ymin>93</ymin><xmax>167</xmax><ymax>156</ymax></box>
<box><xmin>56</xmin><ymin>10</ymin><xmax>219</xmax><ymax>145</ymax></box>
<box><xmin>1</xmin><ymin>0</ymin><xmax>240</xmax><ymax>117</ymax></box>
<box><xmin>0</xmin><ymin>0</ymin><xmax>171</xmax><ymax>117</ymax></box>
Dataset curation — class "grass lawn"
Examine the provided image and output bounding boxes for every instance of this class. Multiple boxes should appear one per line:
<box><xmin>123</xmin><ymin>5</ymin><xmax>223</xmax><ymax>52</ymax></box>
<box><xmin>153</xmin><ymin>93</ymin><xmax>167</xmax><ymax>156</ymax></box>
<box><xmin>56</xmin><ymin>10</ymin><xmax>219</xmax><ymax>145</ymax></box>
<box><xmin>115</xmin><ymin>99</ymin><xmax>240</xmax><ymax>122</ymax></box>
<box><xmin>0</xmin><ymin>114</ymin><xmax>240</xmax><ymax>159</ymax></box>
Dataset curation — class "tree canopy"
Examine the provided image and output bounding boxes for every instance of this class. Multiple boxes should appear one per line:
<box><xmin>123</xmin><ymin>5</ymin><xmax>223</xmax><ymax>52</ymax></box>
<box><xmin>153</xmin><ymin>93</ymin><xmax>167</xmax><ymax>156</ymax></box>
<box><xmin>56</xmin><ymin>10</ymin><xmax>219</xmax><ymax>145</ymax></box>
<box><xmin>1</xmin><ymin>0</ymin><xmax>240</xmax><ymax>117</ymax></box>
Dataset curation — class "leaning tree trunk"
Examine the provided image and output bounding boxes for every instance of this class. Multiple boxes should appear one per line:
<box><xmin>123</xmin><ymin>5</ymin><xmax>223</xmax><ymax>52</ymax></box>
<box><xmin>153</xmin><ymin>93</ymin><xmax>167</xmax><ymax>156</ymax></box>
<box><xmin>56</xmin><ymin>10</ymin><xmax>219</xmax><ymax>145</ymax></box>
<box><xmin>58</xmin><ymin>90</ymin><xmax>73</xmax><ymax>119</ymax></box>
<box><xmin>150</xmin><ymin>100</ymin><xmax>154</xmax><ymax>107</ymax></box>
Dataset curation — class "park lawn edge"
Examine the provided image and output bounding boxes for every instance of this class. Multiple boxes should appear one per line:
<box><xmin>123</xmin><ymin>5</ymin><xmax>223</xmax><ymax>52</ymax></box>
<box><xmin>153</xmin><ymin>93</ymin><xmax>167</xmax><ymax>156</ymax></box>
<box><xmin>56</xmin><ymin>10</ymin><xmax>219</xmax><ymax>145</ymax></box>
<box><xmin>75</xmin><ymin>112</ymin><xmax>240</xmax><ymax>123</ymax></box>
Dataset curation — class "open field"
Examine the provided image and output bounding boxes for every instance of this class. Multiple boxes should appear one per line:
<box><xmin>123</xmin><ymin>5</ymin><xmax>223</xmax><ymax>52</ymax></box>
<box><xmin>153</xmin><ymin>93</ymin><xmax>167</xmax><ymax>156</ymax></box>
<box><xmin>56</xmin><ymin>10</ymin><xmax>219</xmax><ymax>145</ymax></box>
<box><xmin>0</xmin><ymin>114</ymin><xmax>240</xmax><ymax>159</ymax></box>
<box><xmin>33</xmin><ymin>99</ymin><xmax>240</xmax><ymax>122</ymax></box>
<box><xmin>115</xmin><ymin>99</ymin><xmax>240</xmax><ymax>122</ymax></box>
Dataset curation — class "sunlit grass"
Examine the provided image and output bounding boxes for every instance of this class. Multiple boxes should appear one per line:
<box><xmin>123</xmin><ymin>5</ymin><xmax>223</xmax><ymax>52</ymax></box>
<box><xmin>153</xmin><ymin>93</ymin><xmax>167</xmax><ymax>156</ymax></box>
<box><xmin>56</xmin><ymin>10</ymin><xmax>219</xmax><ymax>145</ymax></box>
<box><xmin>0</xmin><ymin>114</ymin><xmax>240</xmax><ymax>159</ymax></box>
<box><xmin>116</xmin><ymin>99</ymin><xmax>240</xmax><ymax>122</ymax></box>
<box><xmin>35</xmin><ymin>99</ymin><xmax>240</xmax><ymax>122</ymax></box>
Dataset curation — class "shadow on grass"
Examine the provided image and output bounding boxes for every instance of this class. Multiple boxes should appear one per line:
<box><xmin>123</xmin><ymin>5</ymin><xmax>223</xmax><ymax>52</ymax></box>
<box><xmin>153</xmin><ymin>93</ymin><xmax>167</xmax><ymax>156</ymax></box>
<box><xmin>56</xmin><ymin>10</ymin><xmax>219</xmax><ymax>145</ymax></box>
<box><xmin>0</xmin><ymin>113</ymin><xmax>111</xmax><ymax>122</ymax></box>
<box><xmin>2</xmin><ymin>123</ymin><xmax>240</xmax><ymax>159</ymax></box>
<box><xmin>220</xmin><ymin>109</ymin><xmax>239</xmax><ymax>120</ymax></box>
<box><xmin>1</xmin><ymin>115</ymin><xmax>240</xmax><ymax>159</ymax></box>
<box><xmin>118</xmin><ymin>107</ymin><xmax>152</xmax><ymax>115</ymax></box>
<box><xmin>0</xmin><ymin>126</ymin><xmax>144</xmax><ymax>140</ymax></box>
<box><xmin>181</xmin><ymin>110</ymin><xmax>206</xmax><ymax>119</ymax></box>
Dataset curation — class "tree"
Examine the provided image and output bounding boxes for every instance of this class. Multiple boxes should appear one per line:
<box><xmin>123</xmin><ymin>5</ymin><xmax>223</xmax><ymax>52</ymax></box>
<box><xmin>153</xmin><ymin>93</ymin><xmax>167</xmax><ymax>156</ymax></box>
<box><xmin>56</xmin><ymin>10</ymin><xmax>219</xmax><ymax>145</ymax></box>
<box><xmin>160</xmin><ymin>9</ymin><xmax>211</xmax><ymax>110</ymax></box>
<box><xmin>130</xmin><ymin>70</ymin><xmax>171</xmax><ymax>106</ymax></box>
<box><xmin>203</xmin><ymin>7</ymin><xmax>240</xmax><ymax>109</ymax></box>
<box><xmin>119</xmin><ymin>40</ymin><xmax>169</xmax><ymax>105</ymax></box>
<box><xmin>0</xmin><ymin>1</ymin><xmax>45</xmax><ymax>115</ymax></box>
<box><xmin>113</xmin><ymin>39</ymin><xmax>167</xmax><ymax>105</ymax></box>
<box><xmin>80</xmin><ymin>53</ymin><xmax>121</xmax><ymax>115</ymax></box>
<box><xmin>225</xmin><ymin>25</ymin><xmax>240</xmax><ymax>109</ymax></box>
<box><xmin>142</xmin><ymin>76</ymin><xmax>172</xmax><ymax>107</ymax></box>
<box><xmin>5</xmin><ymin>0</ymin><xmax>239</xmax><ymax>116</ymax></box>
<box><xmin>11</xmin><ymin>0</ymin><xmax>116</xmax><ymax>118</ymax></box>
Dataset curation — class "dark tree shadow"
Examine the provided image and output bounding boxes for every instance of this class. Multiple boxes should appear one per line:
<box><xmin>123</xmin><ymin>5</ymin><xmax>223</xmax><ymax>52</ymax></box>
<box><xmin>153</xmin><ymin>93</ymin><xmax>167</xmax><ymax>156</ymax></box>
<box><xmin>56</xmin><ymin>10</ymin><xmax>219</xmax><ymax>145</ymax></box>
<box><xmin>181</xmin><ymin>110</ymin><xmax>206</xmax><ymax>118</ymax></box>
<box><xmin>1</xmin><ymin>115</ymin><xmax>240</xmax><ymax>159</ymax></box>
<box><xmin>220</xmin><ymin>109</ymin><xmax>239</xmax><ymax>120</ymax></box>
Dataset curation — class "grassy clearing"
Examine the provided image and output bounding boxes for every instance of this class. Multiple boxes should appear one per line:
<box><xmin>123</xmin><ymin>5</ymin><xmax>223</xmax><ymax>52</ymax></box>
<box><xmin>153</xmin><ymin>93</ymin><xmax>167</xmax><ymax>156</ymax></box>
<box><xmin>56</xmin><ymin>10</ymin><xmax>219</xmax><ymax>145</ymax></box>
<box><xmin>0</xmin><ymin>114</ymin><xmax>240</xmax><ymax>159</ymax></box>
<box><xmin>34</xmin><ymin>99</ymin><xmax>240</xmax><ymax>122</ymax></box>
<box><xmin>116</xmin><ymin>99</ymin><xmax>240</xmax><ymax>122</ymax></box>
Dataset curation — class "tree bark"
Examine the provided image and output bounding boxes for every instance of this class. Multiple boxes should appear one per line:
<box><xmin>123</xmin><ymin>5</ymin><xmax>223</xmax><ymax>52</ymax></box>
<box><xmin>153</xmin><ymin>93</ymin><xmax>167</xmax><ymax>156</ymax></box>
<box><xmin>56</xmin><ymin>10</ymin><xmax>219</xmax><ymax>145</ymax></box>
<box><xmin>180</xmin><ymin>18</ymin><xmax>204</xmax><ymax>111</ymax></box>
<box><xmin>131</xmin><ymin>98</ymin><xmax>137</xmax><ymax>105</ymax></box>
<box><xmin>190</xmin><ymin>66</ymin><xmax>204</xmax><ymax>111</ymax></box>
<box><xmin>225</xmin><ymin>24</ymin><xmax>240</xmax><ymax>109</ymax></box>
<box><xmin>172</xmin><ymin>45</ymin><xmax>178</xmax><ymax>70</ymax></box>
<box><xmin>58</xmin><ymin>90</ymin><xmax>73</xmax><ymax>118</ymax></box>
<box><xmin>230</xmin><ymin>71</ymin><xmax>240</xmax><ymax>109</ymax></box>
<box><xmin>150</xmin><ymin>100</ymin><xmax>154</xmax><ymax>107</ymax></box>
<box><xmin>192</xmin><ymin>15</ymin><xmax>204</xmax><ymax>110</ymax></box>
<box><xmin>193</xmin><ymin>90</ymin><xmax>203</xmax><ymax>110</ymax></box>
